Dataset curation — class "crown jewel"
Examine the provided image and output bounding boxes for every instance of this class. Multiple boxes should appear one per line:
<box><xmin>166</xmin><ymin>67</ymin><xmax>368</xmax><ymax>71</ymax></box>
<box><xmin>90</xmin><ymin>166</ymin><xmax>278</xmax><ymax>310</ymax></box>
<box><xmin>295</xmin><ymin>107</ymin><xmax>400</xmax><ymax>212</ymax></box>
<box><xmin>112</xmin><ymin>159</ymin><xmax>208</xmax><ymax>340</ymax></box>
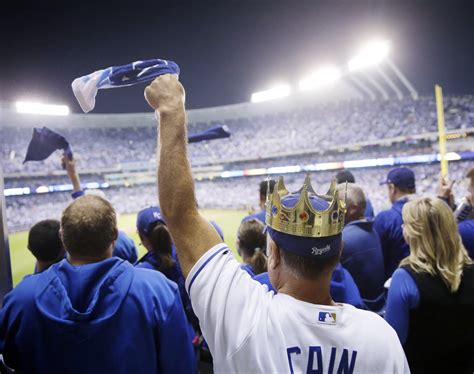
<box><xmin>265</xmin><ymin>175</ymin><xmax>346</xmax><ymax>238</ymax></box>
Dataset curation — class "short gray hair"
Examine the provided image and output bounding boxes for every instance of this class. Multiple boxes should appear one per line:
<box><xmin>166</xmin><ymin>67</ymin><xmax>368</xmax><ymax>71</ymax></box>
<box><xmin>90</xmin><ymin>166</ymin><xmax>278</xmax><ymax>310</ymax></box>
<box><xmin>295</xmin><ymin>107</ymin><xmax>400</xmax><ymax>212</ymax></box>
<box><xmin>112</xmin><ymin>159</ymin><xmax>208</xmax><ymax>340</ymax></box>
<box><xmin>337</xmin><ymin>183</ymin><xmax>366</xmax><ymax>211</ymax></box>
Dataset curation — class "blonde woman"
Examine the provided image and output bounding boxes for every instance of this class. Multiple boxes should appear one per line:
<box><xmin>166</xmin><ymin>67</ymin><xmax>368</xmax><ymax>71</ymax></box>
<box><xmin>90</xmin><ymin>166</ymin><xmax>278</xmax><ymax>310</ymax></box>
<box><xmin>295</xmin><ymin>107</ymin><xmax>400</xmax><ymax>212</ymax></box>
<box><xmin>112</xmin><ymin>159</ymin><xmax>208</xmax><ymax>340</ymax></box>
<box><xmin>385</xmin><ymin>196</ymin><xmax>474</xmax><ymax>374</ymax></box>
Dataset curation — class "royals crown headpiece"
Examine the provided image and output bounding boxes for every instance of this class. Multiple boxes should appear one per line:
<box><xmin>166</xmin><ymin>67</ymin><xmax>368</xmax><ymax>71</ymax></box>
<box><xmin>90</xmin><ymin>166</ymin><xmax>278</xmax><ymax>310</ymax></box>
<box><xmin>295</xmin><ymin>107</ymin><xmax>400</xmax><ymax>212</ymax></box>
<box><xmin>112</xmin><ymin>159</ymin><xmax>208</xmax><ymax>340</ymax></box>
<box><xmin>265</xmin><ymin>175</ymin><xmax>346</xmax><ymax>238</ymax></box>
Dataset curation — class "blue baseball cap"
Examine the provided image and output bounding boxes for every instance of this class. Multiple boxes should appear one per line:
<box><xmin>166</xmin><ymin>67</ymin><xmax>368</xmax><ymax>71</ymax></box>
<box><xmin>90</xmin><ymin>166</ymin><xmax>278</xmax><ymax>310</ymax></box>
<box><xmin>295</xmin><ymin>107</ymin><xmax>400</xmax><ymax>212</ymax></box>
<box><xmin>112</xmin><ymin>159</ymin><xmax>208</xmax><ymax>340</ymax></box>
<box><xmin>266</xmin><ymin>193</ymin><xmax>342</xmax><ymax>259</ymax></box>
<box><xmin>380</xmin><ymin>167</ymin><xmax>415</xmax><ymax>189</ymax></box>
<box><xmin>136</xmin><ymin>206</ymin><xmax>165</xmax><ymax>235</ymax></box>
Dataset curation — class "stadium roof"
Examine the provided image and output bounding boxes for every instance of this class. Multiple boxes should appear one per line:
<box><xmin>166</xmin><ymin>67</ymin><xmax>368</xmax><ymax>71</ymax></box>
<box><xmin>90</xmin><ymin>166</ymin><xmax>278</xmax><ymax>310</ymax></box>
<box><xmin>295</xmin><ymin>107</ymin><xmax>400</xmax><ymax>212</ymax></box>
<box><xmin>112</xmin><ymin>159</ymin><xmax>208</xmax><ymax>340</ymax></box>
<box><xmin>1</xmin><ymin>1</ymin><xmax>472</xmax><ymax>113</ymax></box>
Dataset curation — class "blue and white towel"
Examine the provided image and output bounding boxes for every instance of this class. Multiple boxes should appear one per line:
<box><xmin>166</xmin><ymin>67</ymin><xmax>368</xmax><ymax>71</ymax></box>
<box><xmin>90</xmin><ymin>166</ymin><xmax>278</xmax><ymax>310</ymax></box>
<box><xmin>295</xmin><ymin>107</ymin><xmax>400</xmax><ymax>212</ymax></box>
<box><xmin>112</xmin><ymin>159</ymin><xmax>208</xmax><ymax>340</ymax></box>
<box><xmin>72</xmin><ymin>59</ymin><xmax>180</xmax><ymax>113</ymax></box>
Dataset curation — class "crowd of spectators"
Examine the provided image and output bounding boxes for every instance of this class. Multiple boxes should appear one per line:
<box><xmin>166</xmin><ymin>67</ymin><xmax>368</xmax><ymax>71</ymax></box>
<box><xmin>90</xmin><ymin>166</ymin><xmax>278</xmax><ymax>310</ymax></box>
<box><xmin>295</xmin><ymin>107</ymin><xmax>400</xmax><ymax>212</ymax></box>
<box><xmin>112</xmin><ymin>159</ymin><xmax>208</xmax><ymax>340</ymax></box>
<box><xmin>5</xmin><ymin>161</ymin><xmax>471</xmax><ymax>232</ymax></box>
<box><xmin>1</xmin><ymin>95</ymin><xmax>473</xmax><ymax>174</ymax></box>
<box><xmin>2</xmin><ymin>76</ymin><xmax>473</xmax><ymax>374</ymax></box>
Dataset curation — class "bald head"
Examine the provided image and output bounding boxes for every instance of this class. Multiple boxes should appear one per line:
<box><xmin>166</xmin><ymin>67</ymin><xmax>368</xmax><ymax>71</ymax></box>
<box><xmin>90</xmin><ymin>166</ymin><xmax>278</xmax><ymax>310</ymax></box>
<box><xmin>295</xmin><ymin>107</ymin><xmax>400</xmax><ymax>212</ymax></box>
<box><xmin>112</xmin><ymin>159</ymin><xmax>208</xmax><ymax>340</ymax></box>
<box><xmin>337</xmin><ymin>183</ymin><xmax>366</xmax><ymax>224</ymax></box>
<box><xmin>61</xmin><ymin>195</ymin><xmax>118</xmax><ymax>258</ymax></box>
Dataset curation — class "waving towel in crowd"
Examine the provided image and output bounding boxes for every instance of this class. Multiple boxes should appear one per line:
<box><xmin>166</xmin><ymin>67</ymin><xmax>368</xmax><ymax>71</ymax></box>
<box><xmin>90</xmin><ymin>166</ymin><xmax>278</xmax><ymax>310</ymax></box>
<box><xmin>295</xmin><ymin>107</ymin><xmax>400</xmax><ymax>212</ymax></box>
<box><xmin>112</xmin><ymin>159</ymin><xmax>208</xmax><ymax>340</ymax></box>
<box><xmin>23</xmin><ymin>127</ymin><xmax>73</xmax><ymax>164</ymax></box>
<box><xmin>188</xmin><ymin>125</ymin><xmax>231</xmax><ymax>143</ymax></box>
<box><xmin>72</xmin><ymin>59</ymin><xmax>180</xmax><ymax>113</ymax></box>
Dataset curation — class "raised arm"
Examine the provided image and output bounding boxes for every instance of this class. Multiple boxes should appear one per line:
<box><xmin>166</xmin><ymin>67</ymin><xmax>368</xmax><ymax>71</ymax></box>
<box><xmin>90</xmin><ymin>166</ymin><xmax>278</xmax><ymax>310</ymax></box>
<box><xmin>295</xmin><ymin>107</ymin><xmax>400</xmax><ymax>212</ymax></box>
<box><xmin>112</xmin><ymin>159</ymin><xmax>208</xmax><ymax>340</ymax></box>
<box><xmin>62</xmin><ymin>155</ymin><xmax>82</xmax><ymax>193</ymax></box>
<box><xmin>144</xmin><ymin>75</ymin><xmax>222</xmax><ymax>277</ymax></box>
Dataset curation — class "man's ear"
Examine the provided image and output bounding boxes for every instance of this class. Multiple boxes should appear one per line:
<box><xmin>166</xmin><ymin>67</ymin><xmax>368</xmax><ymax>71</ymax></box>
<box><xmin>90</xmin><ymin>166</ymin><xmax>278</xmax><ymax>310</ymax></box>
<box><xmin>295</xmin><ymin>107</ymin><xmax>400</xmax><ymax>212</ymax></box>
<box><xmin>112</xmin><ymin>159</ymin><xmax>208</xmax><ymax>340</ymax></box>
<box><xmin>236</xmin><ymin>239</ymin><xmax>241</xmax><ymax>257</ymax></box>
<box><xmin>59</xmin><ymin>227</ymin><xmax>64</xmax><ymax>243</ymax></box>
<box><xmin>113</xmin><ymin>228</ymin><xmax>119</xmax><ymax>241</ymax></box>
<box><xmin>267</xmin><ymin>237</ymin><xmax>281</xmax><ymax>270</ymax></box>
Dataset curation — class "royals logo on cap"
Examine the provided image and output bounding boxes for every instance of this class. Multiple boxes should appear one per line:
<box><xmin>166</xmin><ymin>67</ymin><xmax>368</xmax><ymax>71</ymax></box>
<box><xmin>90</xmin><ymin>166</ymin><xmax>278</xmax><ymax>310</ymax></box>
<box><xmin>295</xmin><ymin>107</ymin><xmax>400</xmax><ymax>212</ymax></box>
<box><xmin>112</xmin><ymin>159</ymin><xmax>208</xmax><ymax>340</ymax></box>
<box><xmin>265</xmin><ymin>175</ymin><xmax>346</xmax><ymax>238</ymax></box>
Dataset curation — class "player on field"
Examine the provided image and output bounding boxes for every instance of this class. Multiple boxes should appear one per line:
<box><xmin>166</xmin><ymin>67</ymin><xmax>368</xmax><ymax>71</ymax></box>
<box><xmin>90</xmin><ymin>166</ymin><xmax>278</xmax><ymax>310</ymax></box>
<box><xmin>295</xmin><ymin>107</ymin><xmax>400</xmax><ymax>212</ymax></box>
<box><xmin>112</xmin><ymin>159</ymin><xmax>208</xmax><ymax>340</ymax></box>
<box><xmin>144</xmin><ymin>74</ymin><xmax>409</xmax><ymax>373</ymax></box>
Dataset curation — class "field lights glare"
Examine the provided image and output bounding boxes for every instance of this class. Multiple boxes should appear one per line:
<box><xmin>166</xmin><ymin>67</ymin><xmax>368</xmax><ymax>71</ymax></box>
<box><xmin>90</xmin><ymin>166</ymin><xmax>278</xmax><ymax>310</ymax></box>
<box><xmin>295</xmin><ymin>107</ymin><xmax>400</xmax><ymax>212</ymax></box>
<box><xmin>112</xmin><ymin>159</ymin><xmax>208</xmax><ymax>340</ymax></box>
<box><xmin>299</xmin><ymin>66</ymin><xmax>342</xmax><ymax>91</ymax></box>
<box><xmin>16</xmin><ymin>101</ymin><xmax>70</xmax><ymax>116</ymax></box>
<box><xmin>251</xmin><ymin>84</ymin><xmax>291</xmax><ymax>103</ymax></box>
<box><xmin>348</xmin><ymin>40</ymin><xmax>390</xmax><ymax>72</ymax></box>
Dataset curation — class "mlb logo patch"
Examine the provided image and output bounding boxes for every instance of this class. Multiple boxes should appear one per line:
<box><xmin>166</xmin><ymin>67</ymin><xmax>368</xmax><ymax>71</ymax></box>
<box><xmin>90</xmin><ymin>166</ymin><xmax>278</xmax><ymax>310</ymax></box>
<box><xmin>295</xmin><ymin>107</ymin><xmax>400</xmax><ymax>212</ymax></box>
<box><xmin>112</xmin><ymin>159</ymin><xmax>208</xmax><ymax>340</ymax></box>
<box><xmin>318</xmin><ymin>311</ymin><xmax>337</xmax><ymax>325</ymax></box>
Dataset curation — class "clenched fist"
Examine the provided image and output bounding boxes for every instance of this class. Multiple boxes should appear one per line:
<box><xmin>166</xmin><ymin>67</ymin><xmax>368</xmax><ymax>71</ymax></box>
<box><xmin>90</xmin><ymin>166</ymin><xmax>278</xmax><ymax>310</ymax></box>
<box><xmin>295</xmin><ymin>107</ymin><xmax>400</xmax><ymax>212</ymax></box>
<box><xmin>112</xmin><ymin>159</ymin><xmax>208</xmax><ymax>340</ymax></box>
<box><xmin>144</xmin><ymin>74</ymin><xmax>185</xmax><ymax>113</ymax></box>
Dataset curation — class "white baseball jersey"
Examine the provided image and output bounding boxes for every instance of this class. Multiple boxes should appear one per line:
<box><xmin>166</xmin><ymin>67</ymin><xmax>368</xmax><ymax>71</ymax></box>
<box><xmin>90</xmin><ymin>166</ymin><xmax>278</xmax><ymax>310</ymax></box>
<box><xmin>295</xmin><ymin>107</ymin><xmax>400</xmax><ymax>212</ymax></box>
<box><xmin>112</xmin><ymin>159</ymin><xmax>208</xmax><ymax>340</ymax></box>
<box><xmin>186</xmin><ymin>244</ymin><xmax>409</xmax><ymax>374</ymax></box>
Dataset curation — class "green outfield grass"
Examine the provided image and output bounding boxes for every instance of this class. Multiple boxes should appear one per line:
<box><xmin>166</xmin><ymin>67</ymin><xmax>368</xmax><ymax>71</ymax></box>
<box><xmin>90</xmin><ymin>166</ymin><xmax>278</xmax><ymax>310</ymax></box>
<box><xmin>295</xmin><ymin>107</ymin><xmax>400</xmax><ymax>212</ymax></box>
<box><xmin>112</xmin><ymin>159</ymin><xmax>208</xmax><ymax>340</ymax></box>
<box><xmin>9</xmin><ymin>209</ymin><xmax>248</xmax><ymax>286</ymax></box>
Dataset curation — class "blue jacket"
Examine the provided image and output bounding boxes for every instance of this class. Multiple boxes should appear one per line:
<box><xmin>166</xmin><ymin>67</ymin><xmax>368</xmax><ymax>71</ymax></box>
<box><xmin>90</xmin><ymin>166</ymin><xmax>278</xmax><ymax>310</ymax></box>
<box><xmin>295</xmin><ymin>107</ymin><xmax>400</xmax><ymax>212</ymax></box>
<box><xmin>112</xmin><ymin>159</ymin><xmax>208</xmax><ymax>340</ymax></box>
<box><xmin>253</xmin><ymin>264</ymin><xmax>363</xmax><ymax>308</ymax></box>
<box><xmin>374</xmin><ymin>197</ymin><xmax>410</xmax><ymax>280</ymax></box>
<box><xmin>136</xmin><ymin>248</ymin><xmax>198</xmax><ymax>331</ymax></box>
<box><xmin>113</xmin><ymin>231</ymin><xmax>138</xmax><ymax>263</ymax></box>
<box><xmin>342</xmin><ymin>219</ymin><xmax>385</xmax><ymax>311</ymax></box>
<box><xmin>364</xmin><ymin>198</ymin><xmax>375</xmax><ymax>218</ymax></box>
<box><xmin>458</xmin><ymin>219</ymin><xmax>474</xmax><ymax>259</ymax></box>
<box><xmin>385</xmin><ymin>268</ymin><xmax>420</xmax><ymax>344</ymax></box>
<box><xmin>0</xmin><ymin>258</ymin><xmax>195</xmax><ymax>373</ymax></box>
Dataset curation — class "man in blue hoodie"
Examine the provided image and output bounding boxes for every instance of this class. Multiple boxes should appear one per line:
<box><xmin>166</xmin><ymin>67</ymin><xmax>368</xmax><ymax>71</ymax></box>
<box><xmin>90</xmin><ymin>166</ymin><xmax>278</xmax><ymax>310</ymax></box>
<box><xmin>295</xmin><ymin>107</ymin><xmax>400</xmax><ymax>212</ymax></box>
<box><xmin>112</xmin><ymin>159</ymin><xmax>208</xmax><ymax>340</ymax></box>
<box><xmin>374</xmin><ymin>167</ymin><xmax>416</xmax><ymax>280</ymax></box>
<box><xmin>0</xmin><ymin>195</ymin><xmax>196</xmax><ymax>373</ymax></box>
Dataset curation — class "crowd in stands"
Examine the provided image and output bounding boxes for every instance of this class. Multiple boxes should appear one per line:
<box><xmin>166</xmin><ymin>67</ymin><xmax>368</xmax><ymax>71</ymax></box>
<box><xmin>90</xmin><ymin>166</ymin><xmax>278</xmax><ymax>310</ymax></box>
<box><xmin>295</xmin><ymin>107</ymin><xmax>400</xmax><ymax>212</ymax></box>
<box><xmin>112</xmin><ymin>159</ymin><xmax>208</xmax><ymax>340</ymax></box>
<box><xmin>5</xmin><ymin>161</ymin><xmax>471</xmax><ymax>232</ymax></box>
<box><xmin>2</xmin><ymin>95</ymin><xmax>473</xmax><ymax>174</ymax></box>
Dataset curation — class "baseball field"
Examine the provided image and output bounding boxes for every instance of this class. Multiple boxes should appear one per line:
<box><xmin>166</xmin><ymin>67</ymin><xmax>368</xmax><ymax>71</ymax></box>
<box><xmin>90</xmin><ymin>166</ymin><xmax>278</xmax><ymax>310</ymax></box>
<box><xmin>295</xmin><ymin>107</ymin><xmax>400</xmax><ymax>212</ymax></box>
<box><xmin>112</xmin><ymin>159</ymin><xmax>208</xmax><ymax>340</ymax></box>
<box><xmin>8</xmin><ymin>209</ymin><xmax>247</xmax><ymax>286</ymax></box>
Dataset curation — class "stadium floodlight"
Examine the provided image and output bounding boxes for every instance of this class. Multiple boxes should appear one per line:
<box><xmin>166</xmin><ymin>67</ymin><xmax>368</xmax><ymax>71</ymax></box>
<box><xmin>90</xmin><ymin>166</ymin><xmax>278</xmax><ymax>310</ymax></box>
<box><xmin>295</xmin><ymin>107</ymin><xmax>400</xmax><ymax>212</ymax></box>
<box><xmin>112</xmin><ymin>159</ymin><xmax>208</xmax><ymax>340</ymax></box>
<box><xmin>251</xmin><ymin>84</ymin><xmax>291</xmax><ymax>103</ymax></box>
<box><xmin>299</xmin><ymin>66</ymin><xmax>342</xmax><ymax>91</ymax></box>
<box><xmin>347</xmin><ymin>40</ymin><xmax>390</xmax><ymax>72</ymax></box>
<box><xmin>16</xmin><ymin>101</ymin><xmax>70</xmax><ymax>116</ymax></box>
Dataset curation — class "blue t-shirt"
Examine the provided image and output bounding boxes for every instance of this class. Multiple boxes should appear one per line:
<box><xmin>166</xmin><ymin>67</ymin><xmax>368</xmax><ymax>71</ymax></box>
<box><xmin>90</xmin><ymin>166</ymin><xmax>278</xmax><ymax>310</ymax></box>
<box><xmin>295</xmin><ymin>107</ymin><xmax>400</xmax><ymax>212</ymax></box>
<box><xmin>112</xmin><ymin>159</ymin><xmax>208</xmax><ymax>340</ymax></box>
<box><xmin>341</xmin><ymin>219</ymin><xmax>385</xmax><ymax>311</ymax></box>
<box><xmin>253</xmin><ymin>264</ymin><xmax>363</xmax><ymax>308</ymax></box>
<box><xmin>373</xmin><ymin>197</ymin><xmax>410</xmax><ymax>280</ymax></box>
<box><xmin>385</xmin><ymin>268</ymin><xmax>420</xmax><ymax>344</ymax></box>
<box><xmin>458</xmin><ymin>219</ymin><xmax>474</xmax><ymax>259</ymax></box>
<box><xmin>0</xmin><ymin>258</ymin><xmax>196</xmax><ymax>373</ymax></box>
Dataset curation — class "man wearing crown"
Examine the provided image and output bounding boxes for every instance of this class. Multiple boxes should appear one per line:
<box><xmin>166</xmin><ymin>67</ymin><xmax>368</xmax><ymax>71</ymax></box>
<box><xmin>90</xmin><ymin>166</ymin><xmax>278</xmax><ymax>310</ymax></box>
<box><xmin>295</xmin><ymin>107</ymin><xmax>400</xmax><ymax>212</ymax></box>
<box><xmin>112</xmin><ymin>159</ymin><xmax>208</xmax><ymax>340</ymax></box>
<box><xmin>145</xmin><ymin>75</ymin><xmax>409</xmax><ymax>373</ymax></box>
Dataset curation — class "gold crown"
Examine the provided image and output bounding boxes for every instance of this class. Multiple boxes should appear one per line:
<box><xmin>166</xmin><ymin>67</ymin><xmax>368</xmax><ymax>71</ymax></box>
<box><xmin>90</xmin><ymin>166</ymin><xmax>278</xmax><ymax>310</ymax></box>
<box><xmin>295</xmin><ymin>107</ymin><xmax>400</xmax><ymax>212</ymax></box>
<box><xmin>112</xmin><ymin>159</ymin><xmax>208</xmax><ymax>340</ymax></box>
<box><xmin>265</xmin><ymin>175</ymin><xmax>346</xmax><ymax>238</ymax></box>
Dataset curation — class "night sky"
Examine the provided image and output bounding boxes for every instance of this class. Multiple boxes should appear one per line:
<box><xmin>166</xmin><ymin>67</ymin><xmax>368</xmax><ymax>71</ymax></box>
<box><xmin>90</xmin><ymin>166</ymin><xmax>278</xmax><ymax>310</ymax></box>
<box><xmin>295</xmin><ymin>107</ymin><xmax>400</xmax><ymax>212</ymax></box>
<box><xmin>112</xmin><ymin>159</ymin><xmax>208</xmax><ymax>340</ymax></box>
<box><xmin>1</xmin><ymin>0</ymin><xmax>473</xmax><ymax>113</ymax></box>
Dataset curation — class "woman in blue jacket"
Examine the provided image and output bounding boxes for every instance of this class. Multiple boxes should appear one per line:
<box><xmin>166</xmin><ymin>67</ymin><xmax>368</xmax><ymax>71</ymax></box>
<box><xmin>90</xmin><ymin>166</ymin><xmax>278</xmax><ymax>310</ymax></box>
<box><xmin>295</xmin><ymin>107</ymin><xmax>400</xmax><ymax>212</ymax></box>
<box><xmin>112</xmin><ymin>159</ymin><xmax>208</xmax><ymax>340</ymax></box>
<box><xmin>136</xmin><ymin>206</ymin><xmax>199</xmax><ymax>331</ymax></box>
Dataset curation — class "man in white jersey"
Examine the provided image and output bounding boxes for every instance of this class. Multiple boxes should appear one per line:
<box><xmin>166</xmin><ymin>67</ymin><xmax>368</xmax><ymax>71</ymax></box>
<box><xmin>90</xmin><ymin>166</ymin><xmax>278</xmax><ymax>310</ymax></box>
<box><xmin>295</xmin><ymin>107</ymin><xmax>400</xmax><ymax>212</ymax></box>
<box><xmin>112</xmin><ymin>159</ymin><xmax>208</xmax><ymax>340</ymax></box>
<box><xmin>144</xmin><ymin>75</ymin><xmax>409</xmax><ymax>374</ymax></box>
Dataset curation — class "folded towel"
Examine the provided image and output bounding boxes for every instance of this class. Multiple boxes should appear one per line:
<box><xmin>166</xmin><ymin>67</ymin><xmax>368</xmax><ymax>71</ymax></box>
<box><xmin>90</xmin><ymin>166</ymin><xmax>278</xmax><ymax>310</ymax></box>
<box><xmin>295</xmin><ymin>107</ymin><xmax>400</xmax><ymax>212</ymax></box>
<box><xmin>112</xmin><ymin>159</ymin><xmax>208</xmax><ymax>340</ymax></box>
<box><xmin>188</xmin><ymin>125</ymin><xmax>231</xmax><ymax>143</ymax></box>
<box><xmin>72</xmin><ymin>59</ymin><xmax>180</xmax><ymax>113</ymax></box>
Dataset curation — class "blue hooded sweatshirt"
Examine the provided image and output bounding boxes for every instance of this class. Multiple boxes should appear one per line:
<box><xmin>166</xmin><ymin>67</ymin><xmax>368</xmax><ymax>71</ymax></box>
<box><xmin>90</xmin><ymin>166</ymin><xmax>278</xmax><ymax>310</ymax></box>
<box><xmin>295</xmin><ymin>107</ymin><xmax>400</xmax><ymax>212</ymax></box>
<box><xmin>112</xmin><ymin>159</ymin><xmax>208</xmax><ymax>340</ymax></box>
<box><xmin>0</xmin><ymin>258</ymin><xmax>196</xmax><ymax>373</ymax></box>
